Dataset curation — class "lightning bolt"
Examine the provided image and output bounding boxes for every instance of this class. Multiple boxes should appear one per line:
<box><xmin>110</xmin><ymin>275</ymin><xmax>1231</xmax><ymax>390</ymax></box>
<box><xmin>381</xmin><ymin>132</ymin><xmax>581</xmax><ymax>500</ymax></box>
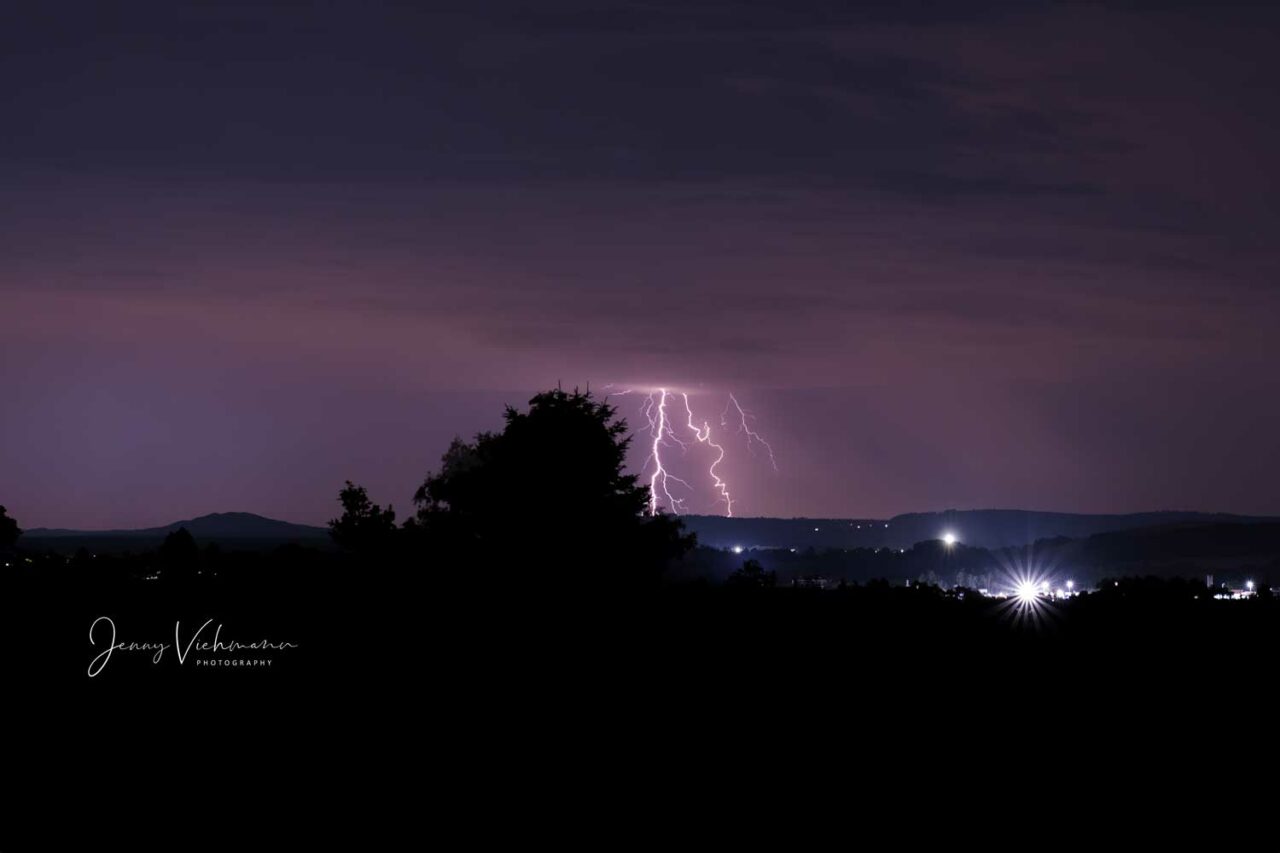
<box><xmin>639</xmin><ymin>388</ymin><xmax>692</xmax><ymax>516</ymax></box>
<box><xmin>680</xmin><ymin>392</ymin><xmax>732</xmax><ymax>516</ymax></box>
<box><xmin>724</xmin><ymin>392</ymin><xmax>778</xmax><ymax>472</ymax></box>
<box><xmin>606</xmin><ymin>385</ymin><xmax>775</xmax><ymax>517</ymax></box>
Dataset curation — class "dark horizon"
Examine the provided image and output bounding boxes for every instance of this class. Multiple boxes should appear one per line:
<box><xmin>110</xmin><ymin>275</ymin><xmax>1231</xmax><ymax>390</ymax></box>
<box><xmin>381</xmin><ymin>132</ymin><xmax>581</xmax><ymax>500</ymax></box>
<box><xmin>6</xmin><ymin>2</ymin><xmax>1280</xmax><ymax>528</ymax></box>
<box><xmin>17</xmin><ymin>505</ymin><xmax>1280</xmax><ymax>544</ymax></box>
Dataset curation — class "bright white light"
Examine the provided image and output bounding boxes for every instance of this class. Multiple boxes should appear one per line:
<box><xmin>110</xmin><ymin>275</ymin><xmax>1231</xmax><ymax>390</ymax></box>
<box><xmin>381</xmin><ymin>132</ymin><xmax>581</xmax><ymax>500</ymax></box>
<box><xmin>1066</xmin><ymin>580</ymin><xmax>1074</xmax><ymax>590</ymax></box>
<box><xmin>731</xmin><ymin>545</ymin><xmax>744</xmax><ymax>555</ymax></box>
<box><xmin>942</xmin><ymin>531</ymin><xmax>958</xmax><ymax>546</ymax></box>
<box><xmin>999</xmin><ymin>563</ymin><xmax>1061</xmax><ymax>626</ymax></box>
<box><xmin>1247</xmin><ymin>580</ymin><xmax>1255</xmax><ymax>591</ymax></box>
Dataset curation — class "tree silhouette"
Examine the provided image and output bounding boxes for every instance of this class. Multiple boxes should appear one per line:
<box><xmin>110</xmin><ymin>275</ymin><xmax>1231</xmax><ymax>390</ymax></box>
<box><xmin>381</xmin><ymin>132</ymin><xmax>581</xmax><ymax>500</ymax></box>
<box><xmin>0</xmin><ymin>506</ymin><xmax>20</xmax><ymax>551</ymax></box>
<box><xmin>726</xmin><ymin>558</ymin><xmax>776</xmax><ymax>588</ymax></box>
<box><xmin>329</xmin><ymin>481</ymin><xmax>397</xmax><ymax>554</ymax></box>
<box><xmin>159</xmin><ymin>527</ymin><xmax>199</xmax><ymax>582</ymax></box>
<box><xmin>413</xmin><ymin>387</ymin><xmax>693</xmax><ymax>586</ymax></box>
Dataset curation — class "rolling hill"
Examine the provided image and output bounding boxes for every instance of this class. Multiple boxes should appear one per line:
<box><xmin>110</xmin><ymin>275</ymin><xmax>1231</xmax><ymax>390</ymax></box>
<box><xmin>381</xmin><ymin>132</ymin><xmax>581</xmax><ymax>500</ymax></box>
<box><xmin>680</xmin><ymin>509</ymin><xmax>1279</xmax><ymax>551</ymax></box>
<box><xmin>22</xmin><ymin>512</ymin><xmax>329</xmax><ymax>552</ymax></box>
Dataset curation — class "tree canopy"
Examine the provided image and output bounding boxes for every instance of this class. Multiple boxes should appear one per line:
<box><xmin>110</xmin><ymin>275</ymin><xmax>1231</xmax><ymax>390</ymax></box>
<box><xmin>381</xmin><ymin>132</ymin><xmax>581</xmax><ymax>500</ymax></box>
<box><xmin>411</xmin><ymin>388</ymin><xmax>693</xmax><ymax>585</ymax></box>
<box><xmin>329</xmin><ymin>481</ymin><xmax>397</xmax><ymax>555</ymax></box>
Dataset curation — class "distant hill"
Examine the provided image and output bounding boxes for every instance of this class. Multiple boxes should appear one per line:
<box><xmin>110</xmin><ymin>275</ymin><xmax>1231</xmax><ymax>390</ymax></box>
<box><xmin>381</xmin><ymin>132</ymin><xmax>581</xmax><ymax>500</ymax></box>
<box><xmin>681</xmin><ymin>509</ymin><xmax>1280</xmax><ymax>551</ymax></box>
<box><xmin>1014</xmin><ymin>522</ymin><xmax>1280</xmax><ymax>582</ymax></box>
<box><xmin>23</xmin><ymin>512</ymin><xmax>329</xmax><ymax>551</ymax></box>
<box><xmin>677</xmin><ymin>521</ymin><xmax>1280</xmax><ymax>587</ymax></box>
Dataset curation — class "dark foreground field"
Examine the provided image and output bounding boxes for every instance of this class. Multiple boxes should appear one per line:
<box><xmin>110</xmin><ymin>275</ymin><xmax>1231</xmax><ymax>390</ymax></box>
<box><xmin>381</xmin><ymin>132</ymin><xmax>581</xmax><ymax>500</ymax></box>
<box><xmin>7</xmin><ymin>557</ymin><xmax>1279</xmax><ymax>844</ymax></box>
<box><xmin>6</xmin><ymin>557</ymin><xmax>1277</xmax><ymax>709</ymax></box>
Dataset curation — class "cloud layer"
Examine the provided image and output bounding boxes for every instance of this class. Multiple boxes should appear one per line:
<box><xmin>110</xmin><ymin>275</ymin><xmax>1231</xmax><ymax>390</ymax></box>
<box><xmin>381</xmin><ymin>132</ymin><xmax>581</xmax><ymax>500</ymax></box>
<box><xmin>3</xmin><ymin>2</ymin><xmax>1278</xmax><ymax>525</ymax></box>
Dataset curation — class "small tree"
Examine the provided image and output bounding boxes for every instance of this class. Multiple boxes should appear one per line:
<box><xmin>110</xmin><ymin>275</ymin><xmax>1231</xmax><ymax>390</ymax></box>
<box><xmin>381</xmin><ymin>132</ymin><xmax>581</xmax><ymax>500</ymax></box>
<box><xmin>726</xmin><ymin>559</ymin><xmax>776</xmax><ymax>589</ymax></box>
<box><xmin>329</xmin><ymin>481</ymin><xmax>397</xmax><ymax>554</ymax></box>
<box><xmin>0</xmin><ymin>506</ymin><xmax>20</xmax><ymax>551</ymax></box>
<box><xmin>159</xmin><ymin>527</ymin><xmax>200</xmax><ymax>582</ymax></box>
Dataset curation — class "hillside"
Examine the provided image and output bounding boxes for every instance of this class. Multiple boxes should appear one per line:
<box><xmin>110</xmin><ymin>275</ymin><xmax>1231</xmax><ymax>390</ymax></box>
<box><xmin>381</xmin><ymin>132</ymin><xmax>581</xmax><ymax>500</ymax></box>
<box><xmin>680</xmin><ymin>509</ymin><xmax>1278</xmax><ymax>551</ymax></box>
<box><xmin>22</xmin><ymin>512</ymin><xmax>329</xmax><ymax>552</ymax></box>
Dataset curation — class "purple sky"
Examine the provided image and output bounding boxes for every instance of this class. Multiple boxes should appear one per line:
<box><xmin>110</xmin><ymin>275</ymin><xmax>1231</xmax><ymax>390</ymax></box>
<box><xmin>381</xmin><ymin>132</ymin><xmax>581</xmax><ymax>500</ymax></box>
<box><xmin>4</xmin><ymin>2</ymin><xmax>1280</xmax><ymax>528</ymax></box>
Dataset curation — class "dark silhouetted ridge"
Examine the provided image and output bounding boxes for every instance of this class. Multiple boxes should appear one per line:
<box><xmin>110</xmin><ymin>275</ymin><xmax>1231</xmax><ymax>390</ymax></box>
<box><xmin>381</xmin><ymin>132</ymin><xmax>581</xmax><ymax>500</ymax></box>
<box><xmin>25</xmin><ymin>512</ymin><xmax>327</xmax><ymax>540</ymax></box>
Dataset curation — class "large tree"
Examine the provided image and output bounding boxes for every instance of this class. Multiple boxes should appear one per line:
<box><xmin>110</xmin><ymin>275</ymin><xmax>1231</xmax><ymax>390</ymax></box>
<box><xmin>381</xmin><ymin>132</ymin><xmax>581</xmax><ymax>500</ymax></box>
<box><xmin>413</xmin><ymin>388</ymin><xmax>693</xmax><ymax>585</ymax></box>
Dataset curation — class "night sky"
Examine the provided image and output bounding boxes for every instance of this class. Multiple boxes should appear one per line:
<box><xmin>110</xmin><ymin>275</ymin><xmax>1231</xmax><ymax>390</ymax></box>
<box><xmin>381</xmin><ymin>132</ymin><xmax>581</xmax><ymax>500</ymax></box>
<box><xmin>5</xmin><ymin>2</ymin><xmax>1279</xmax><ymax>528</ymax></box>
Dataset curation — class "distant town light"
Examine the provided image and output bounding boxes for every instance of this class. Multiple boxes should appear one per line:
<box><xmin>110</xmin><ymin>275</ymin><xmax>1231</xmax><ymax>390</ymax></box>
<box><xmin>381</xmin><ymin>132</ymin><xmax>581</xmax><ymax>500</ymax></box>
<box><xmin>1066</xmin><ymin>580</ymin><xmax>1075</xmax><ymax>590</ymax></box>
<box><xmin>1247</xmin><ymin>580</ymin><xmax>1255</xmax><ymax>591</ymax></box>
<box><xmin>942</xmin><ymin>532</ymin><xmax>958</xmax><ymax>547</ymax></box>
<box><xmin>731</xmin><ymin>545</ymin><xmax>744</xmax><ymax>555</ymax></box>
